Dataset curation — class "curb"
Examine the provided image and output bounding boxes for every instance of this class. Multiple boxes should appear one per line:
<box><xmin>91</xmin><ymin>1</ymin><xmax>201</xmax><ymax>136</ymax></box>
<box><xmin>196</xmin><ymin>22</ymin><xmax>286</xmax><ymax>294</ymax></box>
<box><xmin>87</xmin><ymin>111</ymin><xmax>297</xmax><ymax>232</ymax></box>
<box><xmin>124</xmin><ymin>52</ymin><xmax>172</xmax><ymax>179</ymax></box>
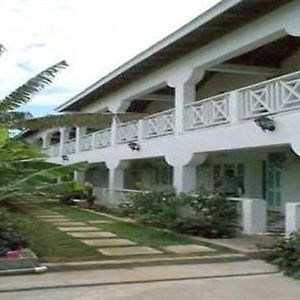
<box><xmin>44</xmin><ymin>253</ymin><xmax>247</xmax><ymax>272</ymax></box>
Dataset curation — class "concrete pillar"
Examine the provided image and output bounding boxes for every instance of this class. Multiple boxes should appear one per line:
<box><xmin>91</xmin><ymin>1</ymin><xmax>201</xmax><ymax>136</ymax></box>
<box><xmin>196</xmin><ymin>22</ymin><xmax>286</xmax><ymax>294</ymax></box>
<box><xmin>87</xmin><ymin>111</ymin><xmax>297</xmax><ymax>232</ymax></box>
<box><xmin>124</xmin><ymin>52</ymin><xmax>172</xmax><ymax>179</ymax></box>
<box><xmin>108</xmin><ymin>167</ymin><xmax>125</xmax><ymax>204</ymax></box>
<box><xmin>110</xmin><ymin>116</ymin><xmax>118</xmax><ymax>146</ymax></box>
<box><xmin>42</xmin><ymin>133</ymin><xmax>51</xmax><ymax>149</ymax></box>
<box><xmin>59</xmin><ymin>127</ymin><xmax>69</xmax><ymax>157</ymax></box>
<box><xmin>74</xmin><ymin>171</ymin><xmax>85</xmax><ymax>182</ymax></box>
<box><xmin>242</xmin><ymin>198</ymin><xmax>267</xmax><ymax>234</ymax></box>
<box><xmin>228</xmin><ymin>90</ymin><xmax>239</xmax><ymax>124</ymax></box>
<box><xmin>173</xmin><ymin>83</ymin><xmax>196</xmax><ymax>133</ymax></box>
<box><xmin>75</xmin><ymin>127</ymin><xmax>86</xmax><ymax>153</ymax></box>
<box><xmin>173</xmin><ymin>164</ymin><xmax>197</xmax><ymax>194</ymax></box>
<box><xmin>285</xmin><ymin>202</ymin><xmax>300</xmax><ymax>235</ymax></box>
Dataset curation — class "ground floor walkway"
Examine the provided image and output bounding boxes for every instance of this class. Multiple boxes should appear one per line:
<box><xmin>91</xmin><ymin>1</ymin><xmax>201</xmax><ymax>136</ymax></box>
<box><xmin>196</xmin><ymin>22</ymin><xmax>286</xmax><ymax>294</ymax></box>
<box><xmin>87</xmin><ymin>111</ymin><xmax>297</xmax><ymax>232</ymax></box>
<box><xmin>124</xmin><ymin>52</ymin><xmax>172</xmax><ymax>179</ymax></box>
<box><xmin>0</xmin><ymin>260</ymin><xmax>299</xmax><ymax>300</ymax></box>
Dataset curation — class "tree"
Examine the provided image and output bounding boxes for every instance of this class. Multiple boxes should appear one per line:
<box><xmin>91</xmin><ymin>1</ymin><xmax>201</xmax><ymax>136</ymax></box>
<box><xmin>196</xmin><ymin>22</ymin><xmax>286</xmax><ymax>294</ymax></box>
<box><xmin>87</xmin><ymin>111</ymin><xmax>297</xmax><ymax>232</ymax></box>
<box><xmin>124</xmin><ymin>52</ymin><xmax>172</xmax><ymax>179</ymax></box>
<box><xmin>0</xmin><ymin>45</ymin><xmax>87</xmax><ymax>203</ymax></box>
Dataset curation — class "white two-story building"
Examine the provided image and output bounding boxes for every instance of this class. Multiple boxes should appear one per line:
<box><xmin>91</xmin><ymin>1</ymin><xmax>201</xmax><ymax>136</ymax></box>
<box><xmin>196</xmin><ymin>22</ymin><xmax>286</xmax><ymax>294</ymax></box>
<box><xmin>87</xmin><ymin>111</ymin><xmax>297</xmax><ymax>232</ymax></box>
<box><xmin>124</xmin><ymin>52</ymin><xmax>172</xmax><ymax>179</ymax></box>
<box><xmin>30</xmin><ymin>0</ymin><xmax>300</xmax><ymax>234</ymax></box>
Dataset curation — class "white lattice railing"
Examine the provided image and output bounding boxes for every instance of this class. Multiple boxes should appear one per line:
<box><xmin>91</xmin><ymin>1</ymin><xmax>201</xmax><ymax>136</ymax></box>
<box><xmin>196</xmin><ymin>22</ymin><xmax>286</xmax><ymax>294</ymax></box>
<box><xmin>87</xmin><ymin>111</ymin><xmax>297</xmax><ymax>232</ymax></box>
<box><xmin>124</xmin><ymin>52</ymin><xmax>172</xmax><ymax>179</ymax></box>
<box><xmin>184</xmin><ymin>94</ymin><xmax>230</xmax><ymax>130</ymax></box>
<box><xmin>80</xmin><ymin>134</ymin><xmax>93</xmax><ymax>151</ymax></box>
<box><xmin>142</xmin><ymin>109</ymin><xmax>175</xmax><ymax>138</ymax></box>
<box><xmin>239</xmin><ymin>70</ymin><xmax>300</xmax><ymax>119</ymax></box>
<box><xmin>116</xmin><ymin>121</ymin><xmax>139</xmax><ymax>144</ymax></box>
<box><xmin>63</xmin><ymin>138</ymin><xmax>76</xmax><ymax>154</ymax></box>
<box><xmin>94</xmin><ymin>128</ymin><xmax>111</xmax><ymax>149</ymax></box>
<box><xmin>46</xmin><ymin>143</ymin><xmax>60</xmax><ymax>157</ymax></box>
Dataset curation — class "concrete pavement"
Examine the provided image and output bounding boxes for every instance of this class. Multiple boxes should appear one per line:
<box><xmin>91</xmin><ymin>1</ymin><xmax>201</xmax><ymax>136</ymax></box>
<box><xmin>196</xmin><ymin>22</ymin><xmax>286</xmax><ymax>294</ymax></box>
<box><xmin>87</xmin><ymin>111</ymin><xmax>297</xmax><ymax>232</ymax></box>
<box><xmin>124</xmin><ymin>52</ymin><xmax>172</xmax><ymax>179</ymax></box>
<box><xmin>1</xmin><ymin>273</ymin><xmax>300</xmax><ymax>300</ymax></box>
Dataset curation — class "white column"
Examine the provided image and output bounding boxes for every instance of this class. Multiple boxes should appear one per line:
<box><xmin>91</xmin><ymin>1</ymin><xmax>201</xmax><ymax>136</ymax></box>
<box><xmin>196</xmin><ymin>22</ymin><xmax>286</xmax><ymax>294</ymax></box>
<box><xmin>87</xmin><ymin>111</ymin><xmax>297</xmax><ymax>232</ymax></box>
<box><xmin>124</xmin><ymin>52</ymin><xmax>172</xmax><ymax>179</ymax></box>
<box><xmin>74</xmin><ymin>171</ymin><xmax>85</xmax><ymax>182</ymax></box>
<box><xmin>228</xmin><ymin>90</ymin><xmax>239</xmax><ymax>124</ymax></box>
<box><xmin>42</xmin><ymin>133</ymin><xmax>51</xmax><ymax>149</ymax></box>
<box><xmin>75</xmin><ymin>127</ymin><xmax>86</xmax><ymax>153</ymax></box>
<box><xmin>108</xmin><ymin>167</ymin><xmax>125</xmax><ymax>204</ymax></box>
<box><xmin>59</xmin><ymin>127</ymin><xmax>69</xmax><ymax>157</ymax></box>
<box><xmin>242</xmin><ymin>198</ymin><xmax>267</xmax><ymax>234</ymax></box>
<box><xmin>173</xmin><ymin>83</ymin><xmax>196</xmax><ymax>134</ymax></box>
<box><xmin>173</xmin><ymin>164</ymin><xmax>197</xmax><ymax>194</ymax></box>
<box><xmin>285</xmin><ymin>202</ymin><xmax>300</xmax><ymax>235</ymax></box>
<box><xmin>110</xmin><ymin>116</ymin><xmax>118</xmax><ymax>146</ymax></box>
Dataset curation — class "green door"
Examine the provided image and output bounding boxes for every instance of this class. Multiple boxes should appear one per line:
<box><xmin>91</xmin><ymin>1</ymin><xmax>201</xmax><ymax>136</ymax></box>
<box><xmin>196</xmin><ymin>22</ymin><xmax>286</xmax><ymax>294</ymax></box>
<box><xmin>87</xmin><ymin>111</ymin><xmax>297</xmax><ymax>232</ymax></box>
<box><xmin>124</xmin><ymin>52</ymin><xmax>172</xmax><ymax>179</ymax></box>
<box><xmin>265</xmin><ymin>161</ymin><xmax>281</xmax><ymax>210</ymax></box>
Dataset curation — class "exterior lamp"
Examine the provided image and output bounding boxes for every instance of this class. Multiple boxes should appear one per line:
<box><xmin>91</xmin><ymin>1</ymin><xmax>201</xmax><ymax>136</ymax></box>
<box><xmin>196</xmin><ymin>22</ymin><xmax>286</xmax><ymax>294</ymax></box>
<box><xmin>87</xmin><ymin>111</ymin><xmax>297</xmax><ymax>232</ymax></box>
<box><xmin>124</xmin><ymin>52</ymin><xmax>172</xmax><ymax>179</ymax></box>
<box><xmin>128</xmin><ymin>141</ymin><xmax>140</xmax><ymax>151</ymax></box>
<box><xmin>254</xmin><ymin>116</ymin><xmax>275</xmax><ymax>132</ymax></box>
<box><xmin>61</xmin><ymin>154</ymin><xmax>69</xmax><ymax>162</ymax></box>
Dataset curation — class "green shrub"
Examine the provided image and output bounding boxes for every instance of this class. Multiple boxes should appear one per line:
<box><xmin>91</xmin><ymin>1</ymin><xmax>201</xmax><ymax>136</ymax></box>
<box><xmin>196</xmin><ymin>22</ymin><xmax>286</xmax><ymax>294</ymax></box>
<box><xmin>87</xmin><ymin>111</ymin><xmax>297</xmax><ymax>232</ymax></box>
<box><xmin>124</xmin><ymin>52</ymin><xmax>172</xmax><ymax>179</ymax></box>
<box><xmin>0</xmin><ymin>208</ymin><xmax>28</xmax><ymax>252</ymax></box>
<box><xmin>119</xmin><ymin>189</ymin><xmax>181</xmax><ymax>227</ymax></box>
<box><xmin>119</xmin><ymin>188</ymin><xmax>238</xmax><ymax>238</ymax></box>
<box><xmin>270</xmin><ymin>234</ymin><xmax>300</xmax><ymax>279</ymax></box>
<box><xmin>59</xmin><ymin>181</ymin><xmax>95</xmax><ymax>207</ymax></box>
<box><xmin>171</xmin><ymin>190</ymin><xmax>238</xmax><ymax>238</ymax></box>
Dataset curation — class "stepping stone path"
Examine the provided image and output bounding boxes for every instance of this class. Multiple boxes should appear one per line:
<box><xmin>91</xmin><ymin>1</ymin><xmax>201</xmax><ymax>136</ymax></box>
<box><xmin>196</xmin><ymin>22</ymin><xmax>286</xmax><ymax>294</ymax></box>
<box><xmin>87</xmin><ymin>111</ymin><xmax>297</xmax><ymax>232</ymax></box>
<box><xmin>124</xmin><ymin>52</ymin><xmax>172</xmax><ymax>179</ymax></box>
<box><xmin>87</xmin><ymin>220</ymin><xmax>112</xmax><ymax>225</ymax></box>
<box><xmin>81</xmin><ymin>239</ymin><xmax>137</xmax><ymax>247</ymax></box>
<box><xmin>30</xmin><ymin>206</ymin><xmax>216</xmax><ymax>259</ymax></box>
<box><xmin>67</xmin><ymin>231</ymin><xmax>117</xmax><ymax>238</ymax></box>
<box><xmin>163</xmin><ymin>245</ymin><xmax>216</xmax><ymax>254</ymax></box>
<box><xmin>53</xmin><ymin>221</ymin><xmax>87</xmax><ymax>226</ymax></box>
<box><xmin>98</xmin><ymin>246</ymin><xmax>162</xmax><ymax>256</ymax></box>
<box><xmin>57</xmin><ymin>226</ymin><xmax>100</xmax><ymax>232</ymax></box>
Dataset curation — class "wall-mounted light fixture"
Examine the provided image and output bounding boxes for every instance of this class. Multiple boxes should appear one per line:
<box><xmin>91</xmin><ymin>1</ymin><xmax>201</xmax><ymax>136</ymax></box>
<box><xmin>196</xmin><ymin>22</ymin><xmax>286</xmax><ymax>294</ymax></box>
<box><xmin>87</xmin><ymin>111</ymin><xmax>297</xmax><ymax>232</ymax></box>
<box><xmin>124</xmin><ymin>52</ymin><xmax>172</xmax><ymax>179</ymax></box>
<box><xmin>254</xmin><ymin>116</ymin><xmax>275</xmax><ymax>132</ymax></box>
<box><xmin>128</xmin><ymin>141</ymin><xmax>140</xmax><ymax>151</ymax></box>
<box><xmin>61</xmin><ymin>154</ymin><xmax>69</xmax><ymax>162</ymax></box>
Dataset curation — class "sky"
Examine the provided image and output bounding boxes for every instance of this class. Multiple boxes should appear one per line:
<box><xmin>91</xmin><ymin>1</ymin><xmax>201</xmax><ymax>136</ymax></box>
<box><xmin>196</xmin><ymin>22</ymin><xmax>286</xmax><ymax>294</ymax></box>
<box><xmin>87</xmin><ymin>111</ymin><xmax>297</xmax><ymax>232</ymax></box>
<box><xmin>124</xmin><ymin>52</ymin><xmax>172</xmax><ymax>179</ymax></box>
<box><xmin>0</xmin><ymin>0</ymin><xmax>221</xmax><ymax>117</ymax></box>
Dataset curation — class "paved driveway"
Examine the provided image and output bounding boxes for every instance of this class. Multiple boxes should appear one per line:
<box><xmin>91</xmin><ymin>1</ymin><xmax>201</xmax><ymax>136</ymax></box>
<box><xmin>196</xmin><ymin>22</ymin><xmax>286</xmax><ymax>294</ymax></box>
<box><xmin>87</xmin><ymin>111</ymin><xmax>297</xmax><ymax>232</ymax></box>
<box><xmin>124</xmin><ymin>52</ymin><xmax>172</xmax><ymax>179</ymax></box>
<box><xmin>1</xmin><ymin>260</ymin><xmax>299</xmax><ymax>300</ymax></box>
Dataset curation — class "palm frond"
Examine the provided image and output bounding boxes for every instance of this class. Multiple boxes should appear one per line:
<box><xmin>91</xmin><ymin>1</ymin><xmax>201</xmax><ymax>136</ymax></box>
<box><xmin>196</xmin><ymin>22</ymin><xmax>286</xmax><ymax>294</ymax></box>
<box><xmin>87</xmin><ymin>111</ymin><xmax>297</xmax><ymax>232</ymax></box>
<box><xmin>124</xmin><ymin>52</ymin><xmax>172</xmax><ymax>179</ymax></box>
<box><xmin>14</xmin><ymin>112</ymin><xmax>145</xmax><ymax>130</ymax></box>
<box><xmin>0</xmin><ymin>60</ymin><xmax>68</xmax><ymax>112</ymax></box>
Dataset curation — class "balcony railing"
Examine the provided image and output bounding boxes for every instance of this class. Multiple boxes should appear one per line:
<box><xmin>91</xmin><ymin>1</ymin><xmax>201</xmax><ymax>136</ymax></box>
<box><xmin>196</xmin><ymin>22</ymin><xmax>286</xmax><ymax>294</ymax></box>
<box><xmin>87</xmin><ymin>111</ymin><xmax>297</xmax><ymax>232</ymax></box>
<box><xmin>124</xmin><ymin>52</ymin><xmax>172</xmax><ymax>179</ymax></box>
<box><xmin>94</xmin><ymin>128</ymin><xmax>111</xmax><ymax>149</ymax></box>
<box><xmin>184</xmin><ymin>93</ymin><xmax>230</xmax><ymax>130</ymax></box>
<box><xmin>238</xmin><ymin>70</ymin><xmax>300</xmax><ymax>119</ymax></box>
<box><xmin>63</xmin><ymin>138</ymin><xmax>76</xmax><ymax>154</ymax></box>
<box><xmin>142</xmin><ymin>109</ymin><xmax>175</xmax><ymax>139</ymax></box>
<box><xmin>116</xmin><ymin>120</ymin><xmax>138</xmax><ymax>144</ymax></box>
<box><xmin>46</xmin><ymin>70</ymin><xmax>300</xmax><ymax>157</ymax></box>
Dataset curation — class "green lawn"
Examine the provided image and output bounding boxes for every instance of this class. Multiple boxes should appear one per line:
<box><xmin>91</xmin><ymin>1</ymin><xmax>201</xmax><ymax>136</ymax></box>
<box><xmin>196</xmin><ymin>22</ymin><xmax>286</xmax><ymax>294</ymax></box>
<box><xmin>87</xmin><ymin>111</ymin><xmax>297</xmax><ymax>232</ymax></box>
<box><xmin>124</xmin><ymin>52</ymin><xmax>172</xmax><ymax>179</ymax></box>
<box><xmin>3</xmin><ymin>201</ymin><xmax>229</xmax><ymax>262</ymax></box>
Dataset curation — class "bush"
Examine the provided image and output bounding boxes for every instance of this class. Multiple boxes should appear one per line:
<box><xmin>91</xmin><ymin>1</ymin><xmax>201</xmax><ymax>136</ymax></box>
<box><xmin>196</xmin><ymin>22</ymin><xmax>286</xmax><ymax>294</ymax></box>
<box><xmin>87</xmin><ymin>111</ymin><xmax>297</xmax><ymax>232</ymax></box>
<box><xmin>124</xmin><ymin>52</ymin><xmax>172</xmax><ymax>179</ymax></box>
<box><xmin>59</xmin><ymin>181</ymin><xmax>95</xmax><ymax>207</ymax></box>
<box><xmin>119</xmin><ymin>188</ymin><xmax>238</xmax><ymax>238</ymax></box>
<box><xmin>0</xmin><ymin>208</ymin><xmax>28</xmax><ymax>254</ymax></box>
<box><xmin>172</xmin><ymin>190</ymin><xmax>238</xmax><ymax>238</ymax></box>
<box><xmin>270</xmin><ymin>234</ymin><xmax>300</xmax><ymax>279</ymax></box>
<box><xmin>119</xmin><ymin>189</ymin><xmax>181</xmax><ymax>228</ymax></box>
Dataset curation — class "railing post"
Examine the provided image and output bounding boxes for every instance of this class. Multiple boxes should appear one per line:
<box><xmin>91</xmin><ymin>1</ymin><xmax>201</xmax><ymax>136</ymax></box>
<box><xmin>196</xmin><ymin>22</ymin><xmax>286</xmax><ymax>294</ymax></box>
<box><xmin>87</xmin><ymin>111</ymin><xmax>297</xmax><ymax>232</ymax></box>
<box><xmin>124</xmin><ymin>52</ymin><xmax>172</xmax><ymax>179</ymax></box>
<box><xmin>242</xmin><ymin>198</ymin><xmax>267</xmax><ymax>234</ymax></box>
<box><xmin>59</xmin><ymin>127</ymin><xmax>69</xmax><ymax>157</ymax></box>
<box><xmin>228</xmin><ymin>91</ymin><xmax>239</xmax><ymax>124</ymax></box>
<box><xmin>111</xmin><ymin>117</ymin><xmax>118</xmax><ymax>146</ymax></box>
<box><xmin>137</xmin><ymin>119</ymin><xmax>143</xmax><ymax>143</ymax></box>
<box><xmin>285</xmin><ymin>202</ymin><xmax>300</xmax><ymax>235</ymax></box>
<box><xmin>75</xmin><ymin>127</ymin><xmax>86</xmax><ymax>153</ymax></box>
<box><xmin>174</xmin><ymin>83</ymin><xmax>196</xmax><ymax>134</ymax></box>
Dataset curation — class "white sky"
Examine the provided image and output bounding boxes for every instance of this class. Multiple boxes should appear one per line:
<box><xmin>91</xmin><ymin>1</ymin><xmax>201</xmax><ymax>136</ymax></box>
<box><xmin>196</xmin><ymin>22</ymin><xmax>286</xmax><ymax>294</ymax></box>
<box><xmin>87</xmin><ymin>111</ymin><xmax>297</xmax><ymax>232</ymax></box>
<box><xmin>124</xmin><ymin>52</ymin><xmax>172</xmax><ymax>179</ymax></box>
<box><xmin>0</xmin><ymin>0</ymin><xmax>221</xmax><ymax>115</ymax></box>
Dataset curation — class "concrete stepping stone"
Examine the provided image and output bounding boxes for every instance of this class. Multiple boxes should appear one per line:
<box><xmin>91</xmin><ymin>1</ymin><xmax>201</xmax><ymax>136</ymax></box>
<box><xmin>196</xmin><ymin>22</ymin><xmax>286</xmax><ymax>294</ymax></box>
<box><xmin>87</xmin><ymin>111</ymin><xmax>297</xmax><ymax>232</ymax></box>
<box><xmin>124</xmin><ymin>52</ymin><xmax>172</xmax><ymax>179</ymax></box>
<box><xmin>163</xmin><ymin>245</ymin><xmax>216</xmax><ymax>254</ymax></box>
<box><xmin>81</xmin><ymin>239</ymin><xmax>137</xmax><ymax>247</ymax></box>
<box><xmin>67</xmin><ymin>231</ymin><xmax>117</xmax><ymax>238</ymax></box>
<box><xmin>57</xmin><ymin>226</ymin><xmax>100</xmax><ymax>232</ymax></box>
<box><xmin>35</xmin><ymin>214</ymin><xmax>64</xmax><ymax>218</ymax></box>
<box><xmin>53</xmin><ymin>221</ymin><xmax>87</xmax><ymax>226</ymax></box>
<box><xmin>98</xmin><ymin>246</ymin><xmax>162</xmax><ymax>256</ymax></box>
<box><xmin>40</xmin><ymin>218</ymin><xmax>72</xmax><ymax>222</ymax></box>
<box><xmin>87</xmin><ymin>220</ymin><xmax>113</xmax><ymax>225</ymax></box>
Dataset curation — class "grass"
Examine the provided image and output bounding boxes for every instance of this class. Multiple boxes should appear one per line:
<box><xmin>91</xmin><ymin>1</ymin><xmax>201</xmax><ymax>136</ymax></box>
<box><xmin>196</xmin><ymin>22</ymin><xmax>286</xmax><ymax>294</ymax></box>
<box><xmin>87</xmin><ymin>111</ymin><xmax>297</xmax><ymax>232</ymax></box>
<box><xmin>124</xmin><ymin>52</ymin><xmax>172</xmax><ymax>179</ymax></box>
<box><xmin>6</xmin><ymin>209</ymin><xmax>103</xmax><ymax>262</ymax></box>
<box><xmin>2</xmin><ymin>201</ymin><xmax>229</xmax><ymax>262</ymax></box>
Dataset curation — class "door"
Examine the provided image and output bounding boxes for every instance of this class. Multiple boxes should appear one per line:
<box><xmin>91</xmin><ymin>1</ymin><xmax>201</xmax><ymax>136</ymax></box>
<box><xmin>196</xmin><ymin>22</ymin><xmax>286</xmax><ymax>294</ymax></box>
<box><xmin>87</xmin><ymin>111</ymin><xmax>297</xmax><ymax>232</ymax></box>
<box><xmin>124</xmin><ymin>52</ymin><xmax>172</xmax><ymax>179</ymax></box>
<box><xmin>264</xmin><ymin>161</ymin><xmax>282</xmax><ymax>211</ymax></box>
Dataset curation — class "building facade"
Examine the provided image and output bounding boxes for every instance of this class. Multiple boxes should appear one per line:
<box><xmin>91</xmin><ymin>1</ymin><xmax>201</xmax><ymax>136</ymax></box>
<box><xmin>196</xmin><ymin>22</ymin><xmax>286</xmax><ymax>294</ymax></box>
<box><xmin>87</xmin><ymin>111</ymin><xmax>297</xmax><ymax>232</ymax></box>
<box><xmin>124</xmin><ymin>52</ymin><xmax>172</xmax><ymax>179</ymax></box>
<box><xmin>29</xmin><ymin>0</ymin><xmax>300</xmax><ymax>234</ymax></box>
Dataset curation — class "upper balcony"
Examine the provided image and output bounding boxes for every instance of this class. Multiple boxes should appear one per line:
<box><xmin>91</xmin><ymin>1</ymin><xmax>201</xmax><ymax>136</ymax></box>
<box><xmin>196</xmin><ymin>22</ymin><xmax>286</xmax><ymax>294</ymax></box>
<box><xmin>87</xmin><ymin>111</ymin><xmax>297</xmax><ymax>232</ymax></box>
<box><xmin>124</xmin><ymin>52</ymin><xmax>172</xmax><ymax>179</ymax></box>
<box><xmin>45</xmin><ymin>69</ymin><xmax>300</xmax><ymax>160</ymax></box>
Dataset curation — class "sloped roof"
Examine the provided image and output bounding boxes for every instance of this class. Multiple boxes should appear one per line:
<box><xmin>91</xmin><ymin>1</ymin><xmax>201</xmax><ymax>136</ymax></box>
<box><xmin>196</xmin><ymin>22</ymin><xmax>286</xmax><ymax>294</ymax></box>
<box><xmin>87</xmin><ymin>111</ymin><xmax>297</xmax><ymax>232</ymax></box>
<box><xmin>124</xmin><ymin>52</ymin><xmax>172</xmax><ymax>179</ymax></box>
<box><xmin>57</xmin><ymin>0</ymin><xmax>293</xmax><ymax>112</ymax></box>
